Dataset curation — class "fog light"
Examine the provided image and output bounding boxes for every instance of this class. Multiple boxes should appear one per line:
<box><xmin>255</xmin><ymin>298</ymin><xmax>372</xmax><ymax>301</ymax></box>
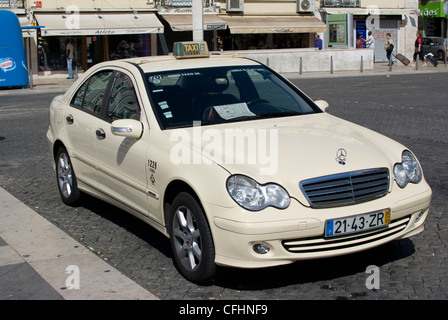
<box><xmin>416</xmin><ymin>210</ymin><xmax>425</xmax><ymax>222</ymax></box>
<box><xmin>253</xmin><ymin>243</ymin><xmax>270</xmax><ymax>254</ymax></box>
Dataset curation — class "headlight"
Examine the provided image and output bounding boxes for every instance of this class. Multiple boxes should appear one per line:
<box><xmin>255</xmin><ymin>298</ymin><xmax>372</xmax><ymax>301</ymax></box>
<box><xmin>226</xmin><ymin>175</ymin><xmax>290</xmax><ymax>211</ymax></box>
<box><xmin>393</xmin><ymin>151</ymin><xmax>422</xmax><ymax>188</ymax></box>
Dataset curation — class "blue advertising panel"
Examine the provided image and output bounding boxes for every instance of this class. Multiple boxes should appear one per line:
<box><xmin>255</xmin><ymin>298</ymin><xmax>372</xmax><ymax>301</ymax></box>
<box><xmin>0</xmin><ymin>10</ymin><xmax>29</xmax><ymax>88</ymax></box>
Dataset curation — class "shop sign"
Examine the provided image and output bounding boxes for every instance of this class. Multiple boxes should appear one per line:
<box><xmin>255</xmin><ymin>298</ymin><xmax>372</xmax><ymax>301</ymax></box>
<box><xmin>206</xmin><ymin>24</ymin><xmax>226</xmax><ymax>30</ymax></box>
<box><xmin>158</xmin><ymin>5</ymin><xmax>217</xmax><ymax>14</ymax></box>
<box><xmin>419</xmin><ymin>1</ymin><xmax>446</xmax><ymax>18</ymax></box>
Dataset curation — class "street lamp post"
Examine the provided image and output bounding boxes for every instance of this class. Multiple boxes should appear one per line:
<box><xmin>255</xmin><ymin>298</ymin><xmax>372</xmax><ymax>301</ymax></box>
<box><xmin>192</xmin><ymin>0</ymin><xmax>204</xmax><ymax>41</ymax></box>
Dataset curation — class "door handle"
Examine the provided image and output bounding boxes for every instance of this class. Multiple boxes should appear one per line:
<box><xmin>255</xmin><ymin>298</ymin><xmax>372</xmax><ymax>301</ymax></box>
<box><xmin>96</xmin><ymin>128</ymin><xmax>106</xmax><ymax>140</ymax></box>
<box><xmin>66</xmin><ymin>115</ymin><xmax>74</xmax><ymax>125</ymax></box>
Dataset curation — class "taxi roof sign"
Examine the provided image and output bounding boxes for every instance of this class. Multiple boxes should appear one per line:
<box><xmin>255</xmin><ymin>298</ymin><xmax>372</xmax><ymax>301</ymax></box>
<box><xmin>173</xmin><ymin>41</ymin><xmax>209</xmax><ymax>59</ymax></box>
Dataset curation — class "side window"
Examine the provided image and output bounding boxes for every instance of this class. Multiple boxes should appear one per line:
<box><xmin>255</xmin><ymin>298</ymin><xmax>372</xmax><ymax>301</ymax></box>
<box><xmin>107</xmin><ymin>72</ymin><xmax>140</xmax><ymax>121</ymax></box>
<box><xmin>83</xmin><ymin>71</ymin><xmax>112</xmax><ymax>114</ymax></box>
<box><xmin>71</xmin><ymin>80</ymin><xmax>88</xmax><ymax>108</ymax></box>
<box><xmin>71</xmin><ymin>71</ymin><xmax>112</xmax><ymax>114</ymax></box>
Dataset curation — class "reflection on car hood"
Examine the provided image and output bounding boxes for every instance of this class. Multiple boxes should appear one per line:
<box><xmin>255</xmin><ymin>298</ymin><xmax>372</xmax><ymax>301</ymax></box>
<box><xmin>168</xmin><ymin>113</ymin><xmax>406</xmax><ymax>201</ymax></box>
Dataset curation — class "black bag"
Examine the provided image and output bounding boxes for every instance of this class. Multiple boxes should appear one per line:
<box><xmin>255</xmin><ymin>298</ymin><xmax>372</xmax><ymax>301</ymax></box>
<box><xmin>426</xmin><ymin>55</ymin><xmax>438</xmax><ymax>67</ymax></box>
<box><xmin>386</xmin><ymin>44</ymin><xmax>394</xmax><ymax>53</ymax></box>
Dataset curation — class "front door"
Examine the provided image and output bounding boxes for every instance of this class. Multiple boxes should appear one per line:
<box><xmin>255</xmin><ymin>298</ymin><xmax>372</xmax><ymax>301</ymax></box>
<box><xmin>94</xmin><ymin>70</ymin><xmax>152</xmax><ymax>219</ymax></box>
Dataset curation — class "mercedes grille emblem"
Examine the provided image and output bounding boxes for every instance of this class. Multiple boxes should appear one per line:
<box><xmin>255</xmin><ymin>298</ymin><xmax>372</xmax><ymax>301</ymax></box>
<box><xmin>336</xmin><ymin>148</ymin><xmax>347</xmax><ymax>165</ymax></box>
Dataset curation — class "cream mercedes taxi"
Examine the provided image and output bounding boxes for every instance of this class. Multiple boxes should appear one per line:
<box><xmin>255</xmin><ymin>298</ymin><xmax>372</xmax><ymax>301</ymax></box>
<box><xmin>47</xmin><ymin>42</ymin><xmax>432</xmax><ymax>284</ymax></box>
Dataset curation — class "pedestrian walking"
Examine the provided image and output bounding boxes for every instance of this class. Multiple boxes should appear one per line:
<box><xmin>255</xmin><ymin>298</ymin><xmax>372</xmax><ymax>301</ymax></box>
<box><xmin>314</xmin><ymin>34</ymin><xmax>323</xmax><ymax>50</ymax></box>
<box><xmin>356</xmin><ymin>34</ymin><xmax>364</xmax><ymax>49</ymax></box>
<box><xmin>66</xmin><ymin>39</ymin><xmax>74</xmax><ymax>79</ymax></box>
<box><xmin>413</xmin><ymin>31</ymin><xmax>425</xmax><ymax>66</ymax></box>
<box><xmin>365</xmin><ymin>31</ymin><xmax>375</xmax><ymax>61</ymax></box>
<box><xmin>443</xmin><ymin>38</ymin><xmax>447</xmax><ymax>64</ymax></box>
<box><xmin>384</xmin><ymin>33</ymin><xmax>394</xmax><ymax>66</ymax></box>
<box><xmin>365</xmin><ymin>31</ymin><xmax>375</xmax><ymax>49</ymax></box>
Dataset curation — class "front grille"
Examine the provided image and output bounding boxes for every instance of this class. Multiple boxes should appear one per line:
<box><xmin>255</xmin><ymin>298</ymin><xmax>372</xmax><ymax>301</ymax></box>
<box><xmin>299</xmin><ymin>168</ymin><xmax>389</xmax><ymax>208</ymax></box>
<box><xmin>282</xmin><ymin>216</ymin><xmax>410</xmax><ymax>254</ymax></box>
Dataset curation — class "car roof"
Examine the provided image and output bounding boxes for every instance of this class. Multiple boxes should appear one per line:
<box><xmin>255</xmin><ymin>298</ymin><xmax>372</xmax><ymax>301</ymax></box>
<box><xmin>123</xmin><ymin>54</ymin><xmax>262</xmax><ymax>74</ymax></box>
<box><xmin>62</xmin><ymin>53</ymin><xmax>263</xmax><ymax>101</ymax></box>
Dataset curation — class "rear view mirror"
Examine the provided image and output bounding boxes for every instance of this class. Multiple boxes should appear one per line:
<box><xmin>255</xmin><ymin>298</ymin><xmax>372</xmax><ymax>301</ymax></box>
<box><xmin>111</xmin><ymin>119</ymin><xmax>143</xmax><ymax>139</ymax></box>
<box><xmin>315</xmin><ymin>100</ymin><xmax>329</xmax><ymax>112</ymax></box>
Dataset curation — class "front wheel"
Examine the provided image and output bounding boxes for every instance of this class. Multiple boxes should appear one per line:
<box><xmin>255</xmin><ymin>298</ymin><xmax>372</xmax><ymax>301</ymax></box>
<box><xmin>168</xmin><ymin>192</ymin><xmax>215</xmax><ymax>284</ymax></box>
<box><xmin>55</xmin><ymin>147</ymin><xmax>82</xmax><ymax>206</ymax></box>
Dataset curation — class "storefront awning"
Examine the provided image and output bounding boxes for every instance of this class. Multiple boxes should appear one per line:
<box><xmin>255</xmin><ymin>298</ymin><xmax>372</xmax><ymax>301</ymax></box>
<box><xmin>161</xmin><ymin>14</ymin><xmax>227</xmax><ymax>32</ymax></box>
<box><xmin>220</xmin><ymin>15</ymin><xmax>327</xmax><ymax>34</ymax></box>
<box><xmin>35</xmin><ymin>12</ymin><xmax>164</xmax><ymax>36</ymax></box>
<box><xmin>323</xmin><ymin>8</ymin><xmax>419</xmax><ymax>16</ymax></box>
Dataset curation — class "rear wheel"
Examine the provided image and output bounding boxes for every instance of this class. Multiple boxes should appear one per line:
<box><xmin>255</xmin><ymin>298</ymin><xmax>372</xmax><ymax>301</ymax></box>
<box><xmin>55</xmin><ymin>147</ymin><xmax>82</xmax><ymax>206</ymax></box>
<box><xmin>169</xmin><ymin>192</ymin><xmax>215</xmax><ymax>284</ymax></box>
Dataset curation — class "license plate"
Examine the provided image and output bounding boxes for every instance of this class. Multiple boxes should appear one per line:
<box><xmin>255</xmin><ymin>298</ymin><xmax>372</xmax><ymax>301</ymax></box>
<box><xmin>325</xmin><ymin>209</ymin><xmax>390</xmax><ymax>238</ymax></box>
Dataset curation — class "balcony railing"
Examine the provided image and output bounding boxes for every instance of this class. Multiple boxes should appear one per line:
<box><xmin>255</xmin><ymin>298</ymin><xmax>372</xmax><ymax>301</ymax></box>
<box><xmin>0</xmin><ymin>0</ymin><xmax>25</xmax><ymax>9</ymax></box>
<box><xmin>156</xmin><ymin>0</ymin><xmax>215</xmax><ymax>7</ymax></box>
<box><xmin>321</xmin><ymin>0</ymin><xmax>360</xmax><ymax>7</ymax></box>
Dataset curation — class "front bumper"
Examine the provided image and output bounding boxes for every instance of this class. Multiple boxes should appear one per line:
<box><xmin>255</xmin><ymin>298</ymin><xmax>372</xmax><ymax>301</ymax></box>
<box><xmin>207</xmin><ymin>183</ymin><xmax>432</xmax><ymax>269</ymax></box>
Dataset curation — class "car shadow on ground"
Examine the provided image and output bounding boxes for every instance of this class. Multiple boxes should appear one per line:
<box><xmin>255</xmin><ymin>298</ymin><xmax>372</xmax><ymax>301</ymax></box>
<box><xmin>77</xmin><ymin>193</ymin><xmax>416</xmax><ymax>292</ymax></box>
<box><xmin>213</xmin><ymin>238</ymin><xmax>415</xmax><ymax>291</ymax></box>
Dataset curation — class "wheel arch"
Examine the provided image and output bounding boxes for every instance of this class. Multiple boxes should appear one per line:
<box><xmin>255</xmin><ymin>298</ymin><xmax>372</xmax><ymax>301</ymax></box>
<box><xmin>163</xmin><ymin>179</ymin><xmax>207</xmax><ymax>230</ymax></box>
<box><xmin>52</xmin><ymin>140</ymin><xmax>67</xmax><ymax>160</ymax></box>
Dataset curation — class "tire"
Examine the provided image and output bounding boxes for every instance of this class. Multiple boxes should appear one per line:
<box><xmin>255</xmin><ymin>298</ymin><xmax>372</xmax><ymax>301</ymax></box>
<box><xmin>55</xmin><ymin>147</ymin><xmax>82</xmax><ymax>206</ymax></box>
<box><xmin>168</xmin><ymin>192</ymin><xmax>215</xmax><ymax>284</ymax></box>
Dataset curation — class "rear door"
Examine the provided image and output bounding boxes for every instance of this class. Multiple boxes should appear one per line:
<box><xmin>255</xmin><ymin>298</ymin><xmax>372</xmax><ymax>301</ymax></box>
<box><xmin>65</xmin><ymin>70</ymin><xmax>113</xmax><ymax>189</ymax></box>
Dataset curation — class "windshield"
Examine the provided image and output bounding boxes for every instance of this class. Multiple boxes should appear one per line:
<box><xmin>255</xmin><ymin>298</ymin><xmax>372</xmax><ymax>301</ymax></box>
<box><xmin>146</xmin><ymin>65</ymin><xmax>320</xmax><ymax>129</ymax></box>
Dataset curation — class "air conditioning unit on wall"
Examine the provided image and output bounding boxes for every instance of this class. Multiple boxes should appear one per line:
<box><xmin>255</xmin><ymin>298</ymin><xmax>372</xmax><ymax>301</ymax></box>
<box><xmin>297</xmin><ymin>0</ymin><xmax>315</xmax><ymax>13</ymax></box>
<box><xmin>227</xmin><ymin>0</ymin><xmax>244</xmax><ymax>12</ymax></box>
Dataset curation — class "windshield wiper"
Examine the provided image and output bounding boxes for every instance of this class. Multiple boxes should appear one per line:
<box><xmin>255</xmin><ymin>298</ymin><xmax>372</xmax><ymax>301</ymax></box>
<box><xmin>256</xmin><ymin>111</ymin><xmax>302</xmax><ymax>118</ymax></box>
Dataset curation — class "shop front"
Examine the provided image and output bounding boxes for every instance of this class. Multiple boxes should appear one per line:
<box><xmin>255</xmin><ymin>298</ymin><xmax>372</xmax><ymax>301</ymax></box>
<box><xmin>219</xmin><ymin>15</ymin><xmax>327</xmax><ymax>50</ymax></box>
<box><xmin>34</xmin><ymin>11</ymin><xmax>164</xmax><ymax>73</ymax></box>
<box><xmin>157</xmin><ymin>2</ymin><xmax>326</xmax><ymax>52</ymax></box>
<box><xmin>157</xmin><ymin>5</ymin><xmax>227</xmax><ymax>52</ymax></box>
<box><xmin>321</xmin><ymin>7</ymin><xmax>419</xmax><ymax>62</ymax></box>
<box><xmin>419</xmin><ymin>1</ymin><xmax>448</xmax><ymax>37</ymax></box>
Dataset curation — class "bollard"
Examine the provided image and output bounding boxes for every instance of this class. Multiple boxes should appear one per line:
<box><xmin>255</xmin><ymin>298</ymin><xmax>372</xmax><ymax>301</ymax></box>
<box><xmin>75</xmin><ymin>65</ymin><xmax>78</xmax><ymax>81</ymax></box>
<box><xmin>331</xmin><ymin>56</ymin><xmax>333</xmax><ymax>74</ymax></box>
<box><xmin>266</xmin><ymin>58</ymin><xmax>269</xmax><ymax>67</ymax></box>
<box><xmin>361</xmin><ymin>56</ymin><xmax>364</xmax><ymax>73</ymax></box>
<box><xmin>416</xmin><ymin>58</ymin><xmax>419</xmax><ymax>71</ymax></box>
<box><xmin>299</xmin><ymin>57</ymin><xmax>303</xmax><ymax>75</ymax></box>
<box><xmin>29</xmin><ymin>66</ymin><xmax>33</xmax><ymax>90</ymax></box>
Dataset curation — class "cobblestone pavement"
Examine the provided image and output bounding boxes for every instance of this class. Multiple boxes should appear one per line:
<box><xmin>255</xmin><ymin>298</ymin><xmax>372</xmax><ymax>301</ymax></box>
<box><xmin>0</xmin><ymin>72</ymin><xmax>447</xmax><ymax>300</ymax></box>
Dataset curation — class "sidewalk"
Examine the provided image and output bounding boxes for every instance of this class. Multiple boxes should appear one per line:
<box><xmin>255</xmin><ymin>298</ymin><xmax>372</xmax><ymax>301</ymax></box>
<box><xmin>0</xmin><ymin>187</ymin><xmax>159</xmax><ymax>300</ymax></box>
<box><xmin>284</xmin><ymin>59</ymin><xmax>448</xmax><ymax>79</ymax></box>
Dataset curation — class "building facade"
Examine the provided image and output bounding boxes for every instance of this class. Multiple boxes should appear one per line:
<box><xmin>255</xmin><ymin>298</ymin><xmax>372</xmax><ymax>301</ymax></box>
<box><xmin>418</xmin><ymin>0</ymin><xmax>448</xmax><ymax>37</ymax></box>
<box><xmin>1</xmin><ymin>0</ymin><xmax>420</xmax><ymax>77</ymax></box>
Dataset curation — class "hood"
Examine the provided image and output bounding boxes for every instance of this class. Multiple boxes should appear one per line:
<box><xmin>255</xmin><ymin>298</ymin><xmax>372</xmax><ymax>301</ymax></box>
<box><xmin>167</xmin><ymin>113</ymin><xmax>405</xmax><ymax>202</ymax></box>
